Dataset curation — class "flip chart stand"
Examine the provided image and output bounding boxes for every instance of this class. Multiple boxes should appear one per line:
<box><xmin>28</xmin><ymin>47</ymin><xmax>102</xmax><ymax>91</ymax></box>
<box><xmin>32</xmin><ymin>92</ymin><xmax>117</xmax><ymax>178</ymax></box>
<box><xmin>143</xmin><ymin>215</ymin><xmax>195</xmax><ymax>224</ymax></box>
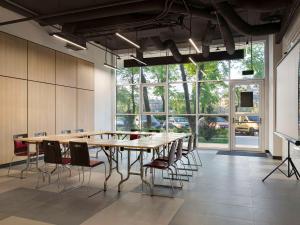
<box><xmin>263</xmin><ymin>139</ymin><xmax>300</xmax><ymax>182</ymax></box>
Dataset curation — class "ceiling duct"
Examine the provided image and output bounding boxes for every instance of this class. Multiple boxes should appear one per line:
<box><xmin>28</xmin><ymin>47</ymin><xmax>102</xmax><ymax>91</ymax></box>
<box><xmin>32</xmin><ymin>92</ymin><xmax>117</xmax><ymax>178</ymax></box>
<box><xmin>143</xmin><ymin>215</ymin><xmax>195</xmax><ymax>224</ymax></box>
<box><xmin>151</xmin><ymin>37</ymin><xmax>183</xmax><ymax>62</ymax></box>
<box><xmin>215</xmin><ymin>1</ymin><xmax>281</xmax><ymax>36</ymax></box>
<box><xmin>217</xmin><ymin>15</ymin><xmax>235</xmax><ymax>55</ymax></box>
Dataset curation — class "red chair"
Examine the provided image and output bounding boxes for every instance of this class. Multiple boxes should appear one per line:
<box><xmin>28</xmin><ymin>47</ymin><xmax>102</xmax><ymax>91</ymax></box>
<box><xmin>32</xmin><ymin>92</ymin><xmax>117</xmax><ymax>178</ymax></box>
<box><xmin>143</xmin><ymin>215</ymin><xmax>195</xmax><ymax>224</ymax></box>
<box><xmin>143</xmin><ymin>140</ymin><xmax>179</xmax><ymax>195</ymax></box>
<box><xmin>69</xmin><ymin>141</ymin><xmax>106</xmax><ymax>189</ymax></box>
<box><xmin>36</xmin><ymin>140</ymin><xmax>71</xmax><ymax>189</ymax></box>
<box><xmin>8</xmin><ymin>134</ymin><xmax>37</xmax><ymax>178</ymax></box>
<box><xmin>182</xmin><ymin>135</ymin><xmax>202</xmax><ymax>169</ymax></box>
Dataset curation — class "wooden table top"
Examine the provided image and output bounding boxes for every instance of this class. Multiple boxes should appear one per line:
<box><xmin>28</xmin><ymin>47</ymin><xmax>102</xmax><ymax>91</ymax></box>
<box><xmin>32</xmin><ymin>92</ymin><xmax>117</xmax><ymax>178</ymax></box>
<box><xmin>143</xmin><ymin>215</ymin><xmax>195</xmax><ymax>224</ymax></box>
<box><xmin>17</xmin><ymin>131</ymin><xmax>191</xmax><ymax>149</ymax></box>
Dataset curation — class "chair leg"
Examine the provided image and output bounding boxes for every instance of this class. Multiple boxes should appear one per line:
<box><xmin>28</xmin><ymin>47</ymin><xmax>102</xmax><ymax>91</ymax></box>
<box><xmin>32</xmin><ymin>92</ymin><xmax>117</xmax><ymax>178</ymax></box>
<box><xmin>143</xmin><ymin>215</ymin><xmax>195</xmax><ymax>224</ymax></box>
<box><xmin>194</xmin><ymin>150</ymin><xmax>203</xmax><ymax>166</ymax></box>
<box><xmin>81</xmin><ymin>167</ymin><xmax>85</xmax><ymax>185</ymax></box>
<box><xmin>88</xmin><ymin>168</ymin><xmax>92</xmax><ymax>185</ymax></box>
<box><xmin>57</xmin><ymin>165</ymin><xmax>61</xmax><ymax>189</ymax></box>
<box><xmin>7</xmin><ymin>156</ymin><xmax>14</xmax><ymax>176</ymax></box>
<box><xmin>20</xmin><ymin>155</ymin><xmax>31</xmax><ymax>179</ymax></box>
<box><xmin>167</xmin><ymin>168</ymin><xmax>175</xmax><ymax>195</ymax></box>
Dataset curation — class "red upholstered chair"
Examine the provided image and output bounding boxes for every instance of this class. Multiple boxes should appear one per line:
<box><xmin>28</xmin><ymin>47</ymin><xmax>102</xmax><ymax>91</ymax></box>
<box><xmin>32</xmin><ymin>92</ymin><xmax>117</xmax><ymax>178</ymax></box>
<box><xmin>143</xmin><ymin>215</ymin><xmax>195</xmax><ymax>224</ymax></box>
<box><xmin>36</xmin><ymin>140</ymin><xmax>71</xmax><ymax>189</ymax></box>
<box><xmin>143</xmin><ymin>140</ymin><xmax>180</xmax><ymax>195</ymax></box>
<box><xmin>130</xmin><ymin>133</ymin><xmax>140</xmax><ymax>140</ymax></box>
<box><xmin>182</xmin><ymin>135</ymin><xmax>202</xmax><ymax>168</ymax></box>
<box><xmin>69</xmin><ymin>141</ymin><xmax>106</xmax><ymax>188</ymax></box>
<box><xmin>8</xmin><ymin>134</ymin><xmax>37</xmax><ymax>178</ymax></box>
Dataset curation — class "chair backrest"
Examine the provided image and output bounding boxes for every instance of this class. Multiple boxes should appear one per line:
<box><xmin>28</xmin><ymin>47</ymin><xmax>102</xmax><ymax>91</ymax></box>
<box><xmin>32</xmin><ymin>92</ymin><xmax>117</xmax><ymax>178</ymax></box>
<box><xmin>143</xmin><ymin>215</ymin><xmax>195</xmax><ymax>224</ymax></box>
<box><xmin>34</xmin><ymin>132</ymin><xmax>47</xmax><ymax>153</ymax></box>
<box><xmin>176</xmin><ymin>139</ymin><xmax>183</xmax><ymax>160</ymax></box>
<box><xmin>13</xmin><ymin>134</ymin><xmax>29</xmax><ymax>155</ymax></box>
<box><xmin>34</xmin><ymin>131</ymin><xmax>47</xmax><ymax>137</ymax></box>
<box><xmin>187</xmin><ymin>135</ymin><xmax>194</xmax><ymax>154</ymax></box>
<box><xmin>168</xmin><ymin>140</ymin><xmax>177</xmax><ymax>165</ymax></box>
<box><xmin>75</xmin><ymin>128</ymin><xmax>84</xmax><ymax>133</ymax></box>
<box><xmin>148</xmin><ymin>129</ymin><xmax>160</xmax><ymax>133</ymax></box>
<box><xmin>69</xmin><ymin>142</ymin><xmax>90</xmax><ymax>167</ymax></box>
<box><xmin>61</xmin><ymin>129</ymin><xmax>71</xmax><ymax>134</ymax></box>
<box><xmin>42</xmin><ymin>140</ymin><xmax>63</xmax><ymax>164</ymax></box>
<box><xmin>130</xmin><ymin>129</ymin><xmax>141</xmax><ymax>140</ymax></box>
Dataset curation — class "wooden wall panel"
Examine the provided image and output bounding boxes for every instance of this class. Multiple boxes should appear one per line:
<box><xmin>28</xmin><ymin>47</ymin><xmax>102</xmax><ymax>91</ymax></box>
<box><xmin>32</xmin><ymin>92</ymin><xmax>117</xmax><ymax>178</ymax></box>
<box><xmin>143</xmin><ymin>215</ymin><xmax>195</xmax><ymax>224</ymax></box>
<box><xmin>0</xmin><ymin>32</ymin><xmax>27</xmax><ymax>79</ymax></box>
<box><xmin>56</xmin><ymin>52</ymin><xmax>77</xmax><ymax>87</ymax></box>
<box><xmin>0</xmin><ymin>77</ymin><xmax>27</xmax><ymax>164</ymax></box>
<box><xmin>28</xmin><ymin>81</ymin><xmax>55</xmax><ymax>137</ymax></box>
<box><xmin>77</xmin><ymin>59</ymin><xmax>94</xmax><ymax>90</ymax></box>
<box><xmin>28</xmin><ymin>42</ymin><xmax>55</xmax><ymax>83</ymax></box>
<box><xmin>77</xmin><ymin>90</ymin><xmax>94</xmax><ymax>131</ymax></box>
<box><xmin>56</xmin><ymin>86</ymin><xmax>77</xmax><ymax>133</ymax></box>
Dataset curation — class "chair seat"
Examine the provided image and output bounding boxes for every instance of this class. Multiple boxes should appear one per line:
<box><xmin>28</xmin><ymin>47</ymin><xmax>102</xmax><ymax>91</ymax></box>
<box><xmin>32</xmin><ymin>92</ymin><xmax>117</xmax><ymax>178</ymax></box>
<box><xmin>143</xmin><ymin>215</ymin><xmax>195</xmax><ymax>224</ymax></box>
<box><xmin>155</xmin><ymin>156</ymin><xmax>168</xmax><ymax>162</ymax></box>
<box><xmin>89</xmin><ymin>160</ymin><xmax>104</xmax><ymax>167</ymax></box>
<box><xmin>62</xmin><ymin>158</ymin><xmax>71</xmax><ymax>165</ymax></box>
<box><xmin>143</xmin><ymin>160</ymin><xmax>169</xmax><ymax>169</ymax></box>
<box><xmin>15</xmin><ymin>152</ymin><xmax>37</xmax><ymax>157</ymax></box>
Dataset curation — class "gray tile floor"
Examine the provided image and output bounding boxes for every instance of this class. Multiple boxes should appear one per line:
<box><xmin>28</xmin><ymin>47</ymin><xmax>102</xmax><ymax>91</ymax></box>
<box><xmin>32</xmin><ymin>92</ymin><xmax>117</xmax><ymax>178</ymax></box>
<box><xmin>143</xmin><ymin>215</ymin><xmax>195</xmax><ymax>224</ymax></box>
<box><xmin>0</xmin><ymin>150</ymin><xmax>299</xmax><ymax>225</ymax></box>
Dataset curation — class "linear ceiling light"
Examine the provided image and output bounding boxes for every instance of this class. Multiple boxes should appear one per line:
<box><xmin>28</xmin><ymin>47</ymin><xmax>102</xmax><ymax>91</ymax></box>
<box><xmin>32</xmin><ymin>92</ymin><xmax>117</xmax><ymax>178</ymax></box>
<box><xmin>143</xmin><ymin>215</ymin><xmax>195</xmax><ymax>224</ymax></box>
<box><xmin>188</xmin><ymin>56</ymin><xmax>197</xmax><ymax>66</ymax></box>
<box><xmin>130</xmin><ymin>55</ymin><xmax>147</xmax><ymax>65</ymax></box>
<box><xmin>104</xmin><ymin>63</ymin><xmax>119</xmax><ymax>71</ymax></box>
<box><xmin>116</xmin><ymin>32</ymin><xmax>140</xmax><ymax>48</ymax></box>
<box><xmin>104</xmin><ymin>63</ymin><xmax>120</xmax><ymax>71</ymax></box>
<box><xmin>52</xmin><ymin>34</ymin><xmax>86</xmax><ymax>50</ymax></box>
<box><xmin>188</xmin><ymin>38</ymin><xmax>200</xmax><ymax>54</ymax></box>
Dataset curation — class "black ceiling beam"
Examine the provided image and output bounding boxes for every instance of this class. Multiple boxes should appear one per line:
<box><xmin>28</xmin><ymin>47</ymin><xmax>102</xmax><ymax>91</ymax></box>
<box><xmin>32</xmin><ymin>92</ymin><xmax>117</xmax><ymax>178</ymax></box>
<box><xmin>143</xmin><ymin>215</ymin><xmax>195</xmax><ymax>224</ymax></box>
<box><xmin>124</xmin><ymin>49</ymin><xmax>244</xmax><ymax>67</ymax></box>
<box><xmin>0</xmin><ymin>0</ymin><xmax>146</xmax><ymax>26</ymax></box>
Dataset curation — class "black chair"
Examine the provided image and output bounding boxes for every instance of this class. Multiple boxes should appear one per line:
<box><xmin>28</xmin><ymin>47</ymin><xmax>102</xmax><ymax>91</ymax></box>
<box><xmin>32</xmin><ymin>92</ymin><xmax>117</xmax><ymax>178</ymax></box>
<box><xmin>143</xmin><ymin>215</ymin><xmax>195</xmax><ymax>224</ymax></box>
<box><xmin>61</xmin><ymin>129</ymin><xmax>71</xmax><ymax>134</ymax></box>
<box><xmin>69</xmin><ymin>141</ymin><xmax>106</xmax><ymax>188</ymax></box>
<box><xmin>34</xmin><ymin>131</ymin><xmax>47</xmax><ymax>155</ymax></box>
<box><xmin>36</xmin><ymin>140</ymin><xmax>71</xmax><ymax>189</ymax></box>
<box><xmin>182</xmin><ymin>135</ymin><xmax>202</xmax><ymax>169</ymax></box>
<box><xmin>74</xmin><ymin>128</ymin><xmax>84</xmax><ymax>133</ymax></box>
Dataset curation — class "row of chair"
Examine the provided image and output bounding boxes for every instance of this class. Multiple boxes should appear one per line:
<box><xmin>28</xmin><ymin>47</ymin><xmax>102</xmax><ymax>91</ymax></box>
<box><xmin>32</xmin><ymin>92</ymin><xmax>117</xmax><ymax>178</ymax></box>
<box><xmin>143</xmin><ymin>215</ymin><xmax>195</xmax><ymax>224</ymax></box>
<box><xmin>143</xmin><ymin>135</ymin><xmax>202</xmax><ymax>195</ymax></box>
<box><xmin>8</xmin><ymin>129</ymin><xmax>86</xmax><ymax>178</ymax></box>
<box><xmin>36</xmin><ymin>140</ymin><xmax>106</xmax><ymax>189</ymax></box>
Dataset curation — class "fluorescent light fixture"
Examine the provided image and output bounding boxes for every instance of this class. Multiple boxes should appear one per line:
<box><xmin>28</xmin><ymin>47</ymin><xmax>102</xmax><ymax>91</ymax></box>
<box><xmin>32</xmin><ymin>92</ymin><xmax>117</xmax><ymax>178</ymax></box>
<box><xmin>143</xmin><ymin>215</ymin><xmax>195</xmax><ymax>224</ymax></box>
<box><xmin>104</xmin><ymin>63</ymin><xmax>120</xmax><ymax>71</ymax></box>
<box><xmin>52</xmin><ymin>34</ymin><xmax>86</xmax><ymax>50</ymax></box>
<box><xmin>188</xmin><ymin>56</ymin><xmax>197</xmax><ymax>66</ymax></box>
<box><xmin>116</xmin><ymin>32</ymin><xmax>140</xmax><ymax>48</ymax></box>
<box><xmin>200</xmin><ymin>69</ymin><xmax>207</xmax><ymax>76</ymax></box>
<box><xmin>188</xmin><ymin>38</ymin><xmax>200</xmax><ymax>54</ymax></box>
<box><xmin>130</xmin><ymin>55</ymin><xmax>147</xmax><ymax>65</ymax></box>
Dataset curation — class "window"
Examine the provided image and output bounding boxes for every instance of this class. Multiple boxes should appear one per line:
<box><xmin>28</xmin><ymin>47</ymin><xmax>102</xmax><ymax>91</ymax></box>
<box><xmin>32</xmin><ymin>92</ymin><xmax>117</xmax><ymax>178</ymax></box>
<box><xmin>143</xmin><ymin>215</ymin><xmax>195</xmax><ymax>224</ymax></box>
<box><xmin>115</xmin><ymin>41</ymin><xmax>265</xmax><ymax>148</ymax></box>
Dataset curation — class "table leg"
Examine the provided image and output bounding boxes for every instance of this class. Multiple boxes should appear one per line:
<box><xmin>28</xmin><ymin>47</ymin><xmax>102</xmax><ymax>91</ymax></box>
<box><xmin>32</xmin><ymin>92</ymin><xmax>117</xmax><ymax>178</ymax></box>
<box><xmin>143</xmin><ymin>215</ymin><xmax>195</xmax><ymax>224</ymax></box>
<box><xmin>104</xmin><ymin>147</ymin><xmax>113</xmax><ymax>191</ymax></box>
<box><xmin>116</xmin><ymin>147</ymin><xmax>124</xmax><ymax>181</ymax></box>
<box><xmin>140</xmin><ymin>150</ymin><xmax>153</xmax><ymax>195</ymax></box>
<box><xmin>118</xmin><ymin>150</ymin><xmax>131</xmax><ymax>192</ymax></box>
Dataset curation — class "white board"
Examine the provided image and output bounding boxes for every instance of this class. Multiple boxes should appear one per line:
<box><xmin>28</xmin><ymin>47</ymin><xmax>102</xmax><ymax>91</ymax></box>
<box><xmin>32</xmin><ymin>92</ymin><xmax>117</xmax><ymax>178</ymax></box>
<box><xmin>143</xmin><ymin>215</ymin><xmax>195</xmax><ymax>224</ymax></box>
<box><xmin>276</xmin><ymin>42</ymin><xmax>300</xmax><ymax>140</ymax></box>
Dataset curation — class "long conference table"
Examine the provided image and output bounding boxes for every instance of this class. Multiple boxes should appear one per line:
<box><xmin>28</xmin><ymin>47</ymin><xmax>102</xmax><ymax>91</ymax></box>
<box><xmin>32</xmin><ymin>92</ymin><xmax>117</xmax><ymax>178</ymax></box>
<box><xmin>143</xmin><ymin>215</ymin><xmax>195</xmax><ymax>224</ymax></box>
<box><xmin>18</xmin><ymin>131</ymin><xmax>191</xmax><ymax>194</ymax></box>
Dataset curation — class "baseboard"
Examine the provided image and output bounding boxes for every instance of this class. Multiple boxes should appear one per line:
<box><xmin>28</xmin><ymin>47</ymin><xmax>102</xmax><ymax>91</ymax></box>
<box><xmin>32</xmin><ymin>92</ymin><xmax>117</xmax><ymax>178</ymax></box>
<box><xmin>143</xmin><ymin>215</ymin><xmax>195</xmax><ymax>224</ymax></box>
<box><xmin>0</xmin><ymin>156</ymin><xmax>44</xmax><ymax>169</ymax></box>
<box><xmin>265</xmin><ymin>150</ymin><xmax>282</xmax><ymax>160</ymax></box>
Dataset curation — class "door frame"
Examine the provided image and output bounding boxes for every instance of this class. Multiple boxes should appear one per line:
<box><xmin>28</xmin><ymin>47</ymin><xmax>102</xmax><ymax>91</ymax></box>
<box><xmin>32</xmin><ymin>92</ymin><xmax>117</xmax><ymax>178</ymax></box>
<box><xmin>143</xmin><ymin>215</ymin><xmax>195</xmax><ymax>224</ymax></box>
<box><xmin>229</xmin><ymin>79</ymin><xmax>265</xmax><ymax>152</ymax></box>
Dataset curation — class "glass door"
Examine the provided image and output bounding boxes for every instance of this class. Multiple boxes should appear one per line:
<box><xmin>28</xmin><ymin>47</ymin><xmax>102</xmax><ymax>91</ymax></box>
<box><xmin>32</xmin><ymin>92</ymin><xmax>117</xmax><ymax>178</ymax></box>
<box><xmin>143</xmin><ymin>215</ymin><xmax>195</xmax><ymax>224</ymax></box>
<box><xmin>230</xmin><ymin>80</ymin><xmax>264</xmax><ymax>151</ymax></box>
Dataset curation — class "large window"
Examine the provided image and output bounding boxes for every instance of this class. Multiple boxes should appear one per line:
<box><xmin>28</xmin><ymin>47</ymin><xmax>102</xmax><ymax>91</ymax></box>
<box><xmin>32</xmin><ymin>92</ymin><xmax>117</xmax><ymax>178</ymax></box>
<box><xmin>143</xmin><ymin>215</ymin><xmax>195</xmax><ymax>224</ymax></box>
<box><xmin>115</xmin><ymin>42</ymin><xmax>265</xmax><ymax>148</ymax></box>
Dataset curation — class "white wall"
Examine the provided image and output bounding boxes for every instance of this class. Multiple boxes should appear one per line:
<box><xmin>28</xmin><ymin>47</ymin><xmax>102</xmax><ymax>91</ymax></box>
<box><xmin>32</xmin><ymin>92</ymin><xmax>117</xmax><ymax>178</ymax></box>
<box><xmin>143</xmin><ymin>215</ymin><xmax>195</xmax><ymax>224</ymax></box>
<box><xmin>266</xmin><ymin>7</ymin><xmax>300</xmax><ymax>167</ymax></box>
<box><xmin>268</xmin><ymin>35</ymin><xmax>283</xmax><ymax>157</ymax></box>
<box><xmin>0</xmin><ymin>6</ymin><xmax>115</xmax><ymax>131</ymax></box>
<box><xmin>281</xmin><ymin>8</ymin><xmax>300</xmax><ymax>167</ymax></box>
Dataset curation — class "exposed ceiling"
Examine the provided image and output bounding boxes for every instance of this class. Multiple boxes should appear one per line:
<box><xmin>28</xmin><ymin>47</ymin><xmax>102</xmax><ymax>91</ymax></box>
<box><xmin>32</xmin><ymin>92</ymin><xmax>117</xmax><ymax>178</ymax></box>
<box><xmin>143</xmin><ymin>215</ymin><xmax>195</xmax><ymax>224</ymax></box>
<box><xmin>0</xmin><ymin>0</ymin><xmax>297</xmax><ymax>64</ymax></box>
